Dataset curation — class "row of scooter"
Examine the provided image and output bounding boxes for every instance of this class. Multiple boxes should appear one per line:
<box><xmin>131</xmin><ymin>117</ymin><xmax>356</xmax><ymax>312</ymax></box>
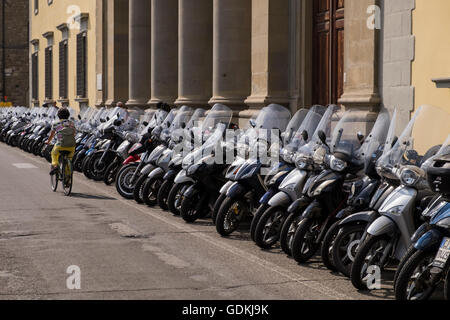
<box><xmin>1</xmin><ymin>103</ymin><xmax>449</xmax><ymax>300</ymax></box>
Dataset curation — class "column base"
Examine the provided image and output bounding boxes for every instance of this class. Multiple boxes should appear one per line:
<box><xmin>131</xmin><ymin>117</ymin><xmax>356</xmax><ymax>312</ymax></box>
<box><xmin>244</xmin><ymin>95</ymin><xmax>291</xmax><ymax>108</ymax></box>
<box><xmin>126</xmin><ymin>99</ymin><xmax>150</xmax><ymax>108</ymax></box>
<box><xmin>208</xmin><ymin>96</ymin><xmax>249</xmax><ymax>108</ymax></box>
<box><xmin>338</xmin><ymin>92</ymin><xmax>381</xmax><ymax>110</ymax></box>
<box><xmin>174</xmin><ymin>97</ymin><xmax>211</xmax><ymax>107</ymax></box>
<box><xmin>147</xmin><ymin>97</ymin><xmax>177</xmax><ymax>107</ymax></box>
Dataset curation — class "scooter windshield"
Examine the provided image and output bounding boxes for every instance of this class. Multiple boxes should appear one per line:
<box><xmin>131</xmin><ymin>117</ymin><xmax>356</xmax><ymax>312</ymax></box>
<box><xmin>330</xmin><ymin>108</ymin><xmax>384</xmax><ymax>162</ymax></box>
<box><xmin>377</xmin><ymin>105</ymin><xmax>450</xmax><ymax>175</ymax></box>
<box><xmin>201</xmin><ymin>104</ymin><xmax>233</xmax><ymax>133</ymax></box>
<box><xmin>254</xmin><ymin>104</ymin><xmax>291</xmax><ymax>133</ymax></box>
<box><xmin>284</xmin><ymin>105</ymin><xmax>327</xmax><ymax>153</ymax></box>
<box><xmin>296</xmin><ymin>104</ymin><xmax>341</xmax><ymax>159</ymax></box>
<box><xmin>356</xmin><ymin>107</ymin><xmax>391</xmax><ymax>168</ymax></box>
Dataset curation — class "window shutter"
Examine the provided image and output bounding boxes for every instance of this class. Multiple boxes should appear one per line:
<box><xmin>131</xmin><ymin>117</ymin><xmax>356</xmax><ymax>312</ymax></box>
<box><xmin>59</xmin><ymin>41</ymin><xmax>68</xmax><ymax>99</ymax></box>
<box><xmin>76</xmin><ymin>32</ymin><xmax>87</xmax><ymax>98</ymax></box>
<box><xmin>32</xmin><ymin>53</ymin><xmax>39</xmax><ymax>100</ymax></box>
<box><xmin>45</xmin><ymin>47</ymin><xmax>53</xmax><ymax>99</ymax></box>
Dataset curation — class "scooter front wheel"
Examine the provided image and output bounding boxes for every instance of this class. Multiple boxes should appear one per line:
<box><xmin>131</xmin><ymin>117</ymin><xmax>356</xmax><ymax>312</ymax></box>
<box><xmin>180</xmin><ymin>192</ymin><xmax>206</xmax><ymax>223</ymax></box>
<box><xmin>254</xmin><ymin>206</ymin><xmax>287</xmax><ymax>249</ymax></box>
<box><xmin>394</xmin><ymin>249</ymin><xmax>436</xmax><ymax>300</ymax></box>
<box><xmin>115</xmin><ymin>163</ymin><xmax>139</xmax><ymax>199</ymax></box>
<box><xmin>215</xmin><ymin>197</ymin><xmax>248</xmax><ymax>237</ymax></box>
<box><xmin>250</xmin><ymin>204</ymin><xmax>269</xmax><ymax>242</ymax></box>
<box><xmin>157</xmin><ymin>179</ymin><xmax>173</xmax><ymax>211</ymax></box>
<box><xmin>142</xmin><ymin>177</ymin><xmax>163</xmax><ymax>207</ymax></box>
<box><xmin>320</xmin><ymin>220</ymin><xmax>340</xmax><ymax>272</ymax></box>
<box><xmin>291</xmin><ymin>217</ymin><xmax>322</xmax><ymax>263</ymax></box>
<box><xmin>350</xmin><ymin>234</ymin><xmax>390</xmax><ymax>290</ymax></box>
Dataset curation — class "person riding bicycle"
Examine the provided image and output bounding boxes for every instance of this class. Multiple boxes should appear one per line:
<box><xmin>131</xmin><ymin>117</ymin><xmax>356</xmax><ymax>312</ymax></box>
<box><xmin>46</xmin><ymin>108</ymin><xmax>76</xmax><ymax>175</ymax></box>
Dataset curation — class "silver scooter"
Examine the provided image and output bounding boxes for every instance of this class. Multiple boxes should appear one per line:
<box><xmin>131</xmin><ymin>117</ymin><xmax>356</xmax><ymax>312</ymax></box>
<box><xmin>350</xmin><ymin>104</ymin><xmax>450</xmax><ymax>290</ymax></box>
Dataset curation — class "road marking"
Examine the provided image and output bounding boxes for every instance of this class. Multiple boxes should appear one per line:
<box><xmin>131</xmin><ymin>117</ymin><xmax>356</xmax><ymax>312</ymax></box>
<box><xmin>7</xmin><ymin>146</ymin><xmax>353</xmax><ymax>300</ymax></box>
<box><xmin>12</xmin><ymin>163</ymin><xmax>37</xmax><ymax>169</ymax></box>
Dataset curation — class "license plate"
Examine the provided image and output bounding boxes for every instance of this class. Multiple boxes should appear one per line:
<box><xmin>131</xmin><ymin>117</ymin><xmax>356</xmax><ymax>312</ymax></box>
<box><xmin>433</xmin><ymin>237</ymin><xmax>450</xmax><ymax>269</ymax></box>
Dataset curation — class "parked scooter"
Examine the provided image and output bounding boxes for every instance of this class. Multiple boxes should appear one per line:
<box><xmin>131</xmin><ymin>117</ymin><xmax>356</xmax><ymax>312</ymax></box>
<box><xmin>394</xmin><ymin>138</ymin><xmax>450</xmax><ymax>300</ymax></box>
<box><xmin>331</xmin><ymin>109</ymin><xmax>401</xmax><ymax>277</ymax></box>
<box><xmin>155</xmin><ymin>108</ymin><xmax>206</xmax><ymax>210</ymax></box>
<box><xmin>252</xmin><ymin>105</ymin><xmax>336</xmax><ymax>248</ymax></box>
<box><xmin>289</xmin><ymin>108</ymin><xmax>391</xmax><ymax>264</ymax></box>
<box><xmin>350</xmin><ymin>104</ymin><xmax>450</xmax><ymax>290</ymax></box>
<box><xmin>115</xmin><ymin>107</ymin><xmax>169</xmax><ymax>199</ymax></box>
<box><xmin>176</xmin><ymin>104</ymin><xmax>235</xmax><ymax>223</ymax></box>
<box><xmin>214</xmin><ymin>104</ymin><xmax>293</xmax><ymax>235</ymax></box>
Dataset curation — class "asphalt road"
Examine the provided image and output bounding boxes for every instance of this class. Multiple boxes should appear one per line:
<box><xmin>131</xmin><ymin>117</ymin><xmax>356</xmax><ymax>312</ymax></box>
<box><xmin>0</xmin><ymin>142</ymin><xmax>392</xmax><ymax>300</ymax></box>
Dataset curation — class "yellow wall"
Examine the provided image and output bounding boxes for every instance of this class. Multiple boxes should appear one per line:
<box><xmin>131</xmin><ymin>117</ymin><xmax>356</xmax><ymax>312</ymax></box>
<box><xmin>412</xmin><ymin>0</ymin><xmax>450</xmax><ymax>154</ymax></box>
<box><xmin>31</xmin><ymin>0</ymin><xmax>97</xmax><ymax>111</ymax></box>
<box><xmin>412</xmin><ymin>0</ymin><xmax>450</xmax><ymax>113</ymax></box>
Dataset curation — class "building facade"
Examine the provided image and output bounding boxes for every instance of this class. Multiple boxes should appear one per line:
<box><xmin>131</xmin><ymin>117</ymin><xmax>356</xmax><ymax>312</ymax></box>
<box><xmin>28</xmin><ymin>0</ymin><xmax>450</xmax><ymax>129</ymax></box>
<box><xmin>0</xmin><ymin>0</ymin><xmax>29</xmax><ymax>107</ymax></box>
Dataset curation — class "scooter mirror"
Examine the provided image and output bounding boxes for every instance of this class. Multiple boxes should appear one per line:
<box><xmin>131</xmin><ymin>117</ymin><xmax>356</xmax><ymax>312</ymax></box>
<box><xmin>357</xmin><ymin>132</ymin><xmax>365</xmax><ymax>144</ymax></box>
<box><xmin>391</xmin><ymin>136</ymin><xmax>398</xmax><ymax>148</ymax></box>
<box><xmin>318</xmin><ymin>130</ymin><xmax>327</xmax><ymax>144</ymax></box>
<box><xmin>301</xmin><ymin>130</ymin><xmax>309</xmax><ymax>142</ymax></box>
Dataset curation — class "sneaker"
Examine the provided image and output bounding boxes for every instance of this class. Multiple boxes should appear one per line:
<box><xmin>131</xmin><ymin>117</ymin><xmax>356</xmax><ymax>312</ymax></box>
<box><xmin>49</xmin><ymin>167</ymin><xmax>58</xmax><ymax>176</ymax></box>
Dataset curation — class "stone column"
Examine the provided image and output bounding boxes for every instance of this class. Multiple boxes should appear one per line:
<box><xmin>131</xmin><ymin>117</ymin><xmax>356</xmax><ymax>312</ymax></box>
<box><xmin>105</xmin><ymin>0</ymin><xmax>129</xmax><ymax>107</ymax></box>
<box><xmin>127</xmin><ymin>0</ymin><xmax>152</xmax><ymax>108</ymax></box>
<box><xmin>338</xmin><ymin>0</ymin><xmax>381</xmax><ymax>109</ymax></box>
<box><xmin>148</xmin><ymin>0</ymin><xmax>178</xmax><ymax>106</ymax></box>
<box><xmin>245</xmin><ymin>0</ymin><xmax>291</xmax><ymax>111</ymax></box>
<box><xmin>209</xmin><ymin>0</ymin><xmax>251</xmax><ymax>114</ymax></box>
<box><xmin>175</xmin><ymin>0</ymin><xmax>213</xmax><ymax>107</ymax></box>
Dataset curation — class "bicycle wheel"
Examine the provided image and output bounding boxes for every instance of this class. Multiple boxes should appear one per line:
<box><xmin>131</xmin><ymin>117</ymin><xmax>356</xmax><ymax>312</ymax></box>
<box><xmin>62</xmin><ymin>156</ymin><xmax>73</xmax><ymax>196</ymax></box>
<box><xmin>51</xmin><ymin>169</ymin><xmax>58</xmax><ymax>192</ymax></box>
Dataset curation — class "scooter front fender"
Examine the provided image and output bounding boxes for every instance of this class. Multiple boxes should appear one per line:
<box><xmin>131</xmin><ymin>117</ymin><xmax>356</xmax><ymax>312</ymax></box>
<box><xmin>226</xmin><ymin>182</ymin><xmax>247</xmax><ymax>199</ymax></box>
<box><xmin>147</xmin><ymin>167</ymin><xmax>165</xmax><ymax>180</ymax></box>
<box><xmin>367</xmin><ymin>215</ymin><xmax>396</xmax><ymax>237</ymax></box>
<box><xmin>339</xmin><ymin>211</ymin><xmax>378</xmax><ymax>227</ymax></box>
<box><xmin>268</xmin><ymin>191</ymin><xmax>291</xmax><ymax>208</ymax></box>
<box><xmin>183</xmin><ymin>184</ymin><xmax>199</xmax><ymax>199</ymax></box>
<box><xmin>220</xmin><ymin>181</ymin><xmax>234</xmax><ymax>195</ymax></box>
<box><xmin>302</xmin><ymin>201</ymin><xmax>322</xmax><ymax>219</ymax></box>
<box><xmin>259</xmin><ymin>188</ymin><xmax>277</xmax><ymax>205</ymax></box>
<box><xmin>141</xmin><ymin>164</ymin><xmax>156</xmax><ymax>175</ymax></box>
<box><xmin>163</xmin><ymin>169</ymin><xmax>177</xmax><ymax>181</ymax></box>
<box><xmin>174</xmin><ymin>169</ymin><xmax>195</xmax><ymax>184</ymax></box>
<box><xmin>414</xmin><ymin>228</ymin><xmax>443</xmax><ymax>251</ymax></box>
<box><xmin>287</xmin><ymin>196</ymin><xmax>310</xmax><ymax>214</ymax></box>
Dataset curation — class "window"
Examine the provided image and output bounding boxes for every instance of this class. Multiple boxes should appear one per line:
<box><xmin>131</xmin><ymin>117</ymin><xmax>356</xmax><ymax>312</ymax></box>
<box><xmin>76</xmin><ymin>32</ymin><xmax>87</xmax><ymax>98</ymax></box>
<box><xmin>32</xmin><ymin>53</ymin><xmax>39</xmax><ymax>101</ymax></box>
<box><xmin>59</xmin><ymin>41</ymin><xmax>68</xmax><ymax>99</ymax></box>
<box><xmin>45</xmin><ymin>46</ymin><xmax>53</xmax><ymax>100</ymax></box>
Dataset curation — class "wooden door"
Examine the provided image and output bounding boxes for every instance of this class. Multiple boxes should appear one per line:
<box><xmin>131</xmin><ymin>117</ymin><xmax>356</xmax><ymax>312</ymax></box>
<box><xmin>312</xmin><ymin>0</ymin><xmax>344</xmax><ymax>106</ymax></box>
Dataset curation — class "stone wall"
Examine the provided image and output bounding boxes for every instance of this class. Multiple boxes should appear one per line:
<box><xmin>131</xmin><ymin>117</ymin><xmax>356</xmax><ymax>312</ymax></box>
<box><xmin>379</xmin><ymin>0</ymin><xmax>415</xmax><ymax>131</ymax></box>
<box><xmin>0</xmin><ymin>0</ymin><xmax>29</xmax><ymax>106</ymax></box>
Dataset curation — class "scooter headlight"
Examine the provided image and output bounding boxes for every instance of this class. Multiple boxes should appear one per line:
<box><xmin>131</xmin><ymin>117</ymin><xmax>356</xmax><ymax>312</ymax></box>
<box><xmin>387</xmin><ymin>205</ymin><xmax>404</xmax><ymax>216</ymax></box>
<box><xmin>400</xmin><ymin>166</ymin><xmax>424</xmax><ymax>187</ymax></box>
<box><xmin>436</xmin><ymin>217</ymin><xmax>450</xmax><ymax>231</ymax></box>
<box><xmin>313</xmin><ymin>147</ymin><xmax>326</xmax><ymax>165</ymax></box>
<box><xmin>329</xmin><ymin>155</ymin><xmax>347</xmax><ymax>172</ymax></box>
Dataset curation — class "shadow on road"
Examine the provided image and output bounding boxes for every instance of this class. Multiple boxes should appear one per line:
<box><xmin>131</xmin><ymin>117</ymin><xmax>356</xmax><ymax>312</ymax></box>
<box><xmin>70</xmin><ymin>193</ymin><xmax>117</xmax><ymax>201</ymax></box>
